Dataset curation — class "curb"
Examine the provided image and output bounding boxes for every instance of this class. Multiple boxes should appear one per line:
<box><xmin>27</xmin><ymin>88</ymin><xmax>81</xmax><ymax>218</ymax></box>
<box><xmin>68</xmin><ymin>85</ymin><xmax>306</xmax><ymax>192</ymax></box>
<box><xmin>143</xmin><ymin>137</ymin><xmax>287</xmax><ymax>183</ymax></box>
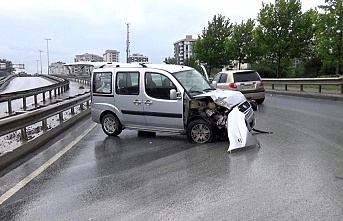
<box><xmin>0</xmin><ymin>109</ymin><xmax>91</xmax><ymax>170</ymax></box>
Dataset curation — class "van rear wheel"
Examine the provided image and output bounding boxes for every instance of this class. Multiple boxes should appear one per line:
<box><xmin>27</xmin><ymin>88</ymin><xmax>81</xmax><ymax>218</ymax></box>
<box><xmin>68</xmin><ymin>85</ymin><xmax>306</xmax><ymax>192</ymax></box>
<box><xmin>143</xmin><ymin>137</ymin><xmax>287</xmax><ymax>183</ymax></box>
<box><xmin>101</xmin><ymin>114</ymin><xmax>122</xmax><ymax>136</ymax></box>
<box><xmin>186</xmin><ymin>119</ymin><xmax>215</xmax><ymax>144</ymax></box>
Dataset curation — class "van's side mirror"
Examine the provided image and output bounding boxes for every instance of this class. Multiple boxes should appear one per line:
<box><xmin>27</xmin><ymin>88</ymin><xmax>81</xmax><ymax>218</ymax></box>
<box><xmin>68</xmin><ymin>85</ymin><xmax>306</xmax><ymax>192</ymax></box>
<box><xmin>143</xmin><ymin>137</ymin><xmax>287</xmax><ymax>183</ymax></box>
<box><xmin>212</xmin><ymin>81</ymin><xmax>217</xmax><ymax>88</ymax></box>
<box><xmin>170</xmin><ymin>89</ymin><xmax>177</xmax><ymax>100</ymax></box>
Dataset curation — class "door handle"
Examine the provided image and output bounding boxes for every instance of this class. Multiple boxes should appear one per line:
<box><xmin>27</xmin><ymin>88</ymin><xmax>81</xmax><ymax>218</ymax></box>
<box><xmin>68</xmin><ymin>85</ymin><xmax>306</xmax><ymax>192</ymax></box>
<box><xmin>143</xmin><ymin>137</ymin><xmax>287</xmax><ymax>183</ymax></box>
<box><xmin>133</xmin><ymin>100</ymin><xmax>141</xmax><ymax>105</ymax></box>
<box><xmin>144</xmin><ymin>100</ymin><xmax>153</xmax><ymax>106</ymax></box>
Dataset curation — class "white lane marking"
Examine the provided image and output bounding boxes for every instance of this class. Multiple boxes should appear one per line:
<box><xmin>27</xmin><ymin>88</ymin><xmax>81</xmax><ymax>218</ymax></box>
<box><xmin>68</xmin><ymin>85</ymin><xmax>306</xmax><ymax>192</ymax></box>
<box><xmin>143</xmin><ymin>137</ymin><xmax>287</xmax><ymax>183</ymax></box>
<box><xmin>0</xmin><ymin>123</ymin><xmax>97</xmax><ymax>205</ymax></box>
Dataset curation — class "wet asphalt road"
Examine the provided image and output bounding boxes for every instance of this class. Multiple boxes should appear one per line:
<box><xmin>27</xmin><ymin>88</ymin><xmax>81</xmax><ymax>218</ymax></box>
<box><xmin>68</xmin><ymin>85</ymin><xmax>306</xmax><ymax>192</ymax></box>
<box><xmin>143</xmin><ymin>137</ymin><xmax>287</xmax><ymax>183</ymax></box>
<box><xmin>0</xmin><ymin>94</ymin><xmax>343</xmax><ymax>221</ymax></box>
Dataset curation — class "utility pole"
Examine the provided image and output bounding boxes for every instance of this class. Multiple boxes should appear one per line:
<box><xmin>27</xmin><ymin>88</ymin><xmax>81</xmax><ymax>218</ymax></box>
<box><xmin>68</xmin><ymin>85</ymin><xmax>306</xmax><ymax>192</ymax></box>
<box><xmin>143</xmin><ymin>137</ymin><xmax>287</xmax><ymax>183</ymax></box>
<box><xmin>38</xmin><ymin>50</ymin><xmax>43</xmax><ymax>74</ymax></box>
<box><xmin>126</xmin><ymin>22</ymin><xmax>130</xmax><ymax>63</ymax></box>
<box><xmin>45</xmin><ymin>38</ymin><xmax>51</xmax><ymax>75</ymax></box>
<box><xmin>36</xmin><ymin>60</ymin><xmax>39</xmax><ymax>75</ymax></box>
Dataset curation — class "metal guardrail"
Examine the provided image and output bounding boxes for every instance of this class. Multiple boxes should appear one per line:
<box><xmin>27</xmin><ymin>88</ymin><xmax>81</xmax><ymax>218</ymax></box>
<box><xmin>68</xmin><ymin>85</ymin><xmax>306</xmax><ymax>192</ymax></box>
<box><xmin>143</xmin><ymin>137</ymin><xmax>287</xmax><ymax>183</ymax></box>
<box><xmin>263</xmin><ymin>77</ymin><xmax>343</xmax><ymax>94</ymax></box>
<box><xmin>0</xmin><ymin>75</ymin><xmax>70</xmax><ymax>115</ymax></box>
<box><xmin>0</xmin><ymin>74</ymin><xmax>18</xmax><ymax>91</ymax></box>
<box><xmin>0</xmin><ymin>93</ymin><xmax>90</xmax><ymax>141</ymax></box>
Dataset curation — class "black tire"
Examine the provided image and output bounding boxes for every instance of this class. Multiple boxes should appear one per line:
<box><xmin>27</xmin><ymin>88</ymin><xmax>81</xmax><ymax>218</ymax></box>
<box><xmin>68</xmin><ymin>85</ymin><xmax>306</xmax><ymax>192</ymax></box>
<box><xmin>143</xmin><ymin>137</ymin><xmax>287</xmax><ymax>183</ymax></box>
<box><xmin>101</xmin><ymin>114</ymin><xmax>122</xmax><ymax>136</ymax></box>
<box><xmin>186</xmin><ymin>119</ymin><xmax>215</xmax><ymax>144</ymax></box>
<box><xmin>256</xmin><ymin>98</ymin><xmax>265</xmax><ymax>104</ymax></box>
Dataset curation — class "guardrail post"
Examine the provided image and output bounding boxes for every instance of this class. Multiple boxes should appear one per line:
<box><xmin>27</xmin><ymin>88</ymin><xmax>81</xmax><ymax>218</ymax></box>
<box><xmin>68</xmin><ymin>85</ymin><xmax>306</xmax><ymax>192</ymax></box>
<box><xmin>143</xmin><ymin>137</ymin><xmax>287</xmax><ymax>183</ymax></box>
<box><xmin>34</xmin><ymin>94</ymin><xmax>38</xmax><ymax>107</ymax></box>
<box><xmin>300</xmin><ymin>85</ymin><xmax>303</xmax><ymax>92</ymax></box>
<box><xmin>318</xmin><ymin>85</ymin><xmax>322</xmax><ymax>93</ymax></box>
<box><xmin>80</xmin><ymin>102</ymin><xmax>84</xmax><ymax>111</ymax></box>
<box><xmin>7</xmin><ymin>99</ymin><xmax>13</xmax><ymax>115</ymax></box>
<box><xmin>285</xmin><ymin>84</ymin><xmax>288</xmax><ymax>91</ymax></box>
<box><xmin>272</xmin><ymin>84</ymin><xmax>275</xmax><ymax>90</ymax></box>
<box><xmin>71</xmin><ymin>107</ymin><xmax>75</xmax><ymax>115</ymax></box>
<box><xmin>59</xmin><ymin>112</ymin><xmax>64</xmax><ymax>122</ymax></box>
<box><xmin>49</xmin><ymin>90</ymin><xmax>52</xmax><ymax>99</ymax></box>
<box><xmin>42</xmin><ymin>92</ymin><xmax>46</xmax><ymax>103</ymax></box>
<box><xmin>341</xmin><ymin>84</ymin><xmax>343</xmax><ymax>94</ymax></box>
<box><xmin>86</xmin><ymin>100</ymin><xmax>90</xmax><ymax>108</ymax></box>
<box><xmin>23</xmin><ymin>96</ymin><xmax>27</xmax><ymax>110</ymax></box>
<box><xmin>54</xmin><ymin>88</ymin><xmax>57</xmax><ymax>97</ymax></box>
<box><xmin>42</xmin><ymin>119</ymin><xmax>48</xmax><ymax>131</ymax></box>
<box><xmin>21</xmin><ymin>128</ymin><xmax>28</xmax><ymax>142</ymax></box>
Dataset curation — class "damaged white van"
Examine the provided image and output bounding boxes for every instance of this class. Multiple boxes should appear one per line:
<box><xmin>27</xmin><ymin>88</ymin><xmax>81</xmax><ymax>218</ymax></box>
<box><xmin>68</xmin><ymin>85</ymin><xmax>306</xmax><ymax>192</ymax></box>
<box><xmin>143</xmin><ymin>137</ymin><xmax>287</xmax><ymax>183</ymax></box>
<box><xmin>90</xmin><ymin>63</ymin><xmax>258</xmax><ymax>149</ymax></box>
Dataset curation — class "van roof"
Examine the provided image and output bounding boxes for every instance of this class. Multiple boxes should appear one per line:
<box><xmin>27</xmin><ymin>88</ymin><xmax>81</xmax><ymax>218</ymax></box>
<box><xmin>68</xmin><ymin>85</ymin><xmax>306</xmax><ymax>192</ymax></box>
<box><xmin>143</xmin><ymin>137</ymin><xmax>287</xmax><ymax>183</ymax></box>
<box><xmin>93</xmin><ymin>63</ymin><xmax>194</xmax><ymax>73</ymax></box>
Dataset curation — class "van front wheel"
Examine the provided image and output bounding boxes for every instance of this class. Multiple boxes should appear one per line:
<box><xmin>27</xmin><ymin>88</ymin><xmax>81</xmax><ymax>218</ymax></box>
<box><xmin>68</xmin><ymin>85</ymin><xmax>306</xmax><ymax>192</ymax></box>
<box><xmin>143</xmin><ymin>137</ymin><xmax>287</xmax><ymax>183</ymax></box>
<box><xmin>101</xmin><ymin>114</ymin><xmax>122</xmax><ymax>136</ymax></box>
<box><xmin>186</xmin><ymin>119</ymin><xmax>215</xmax><ymax>144</ymax></box>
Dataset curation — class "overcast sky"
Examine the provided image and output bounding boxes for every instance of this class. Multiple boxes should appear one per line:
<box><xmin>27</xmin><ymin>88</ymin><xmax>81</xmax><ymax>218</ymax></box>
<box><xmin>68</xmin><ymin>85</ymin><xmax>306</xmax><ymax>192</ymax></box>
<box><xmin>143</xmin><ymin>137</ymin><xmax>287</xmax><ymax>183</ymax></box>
<box><xmin>1</xmin><ymin>0</ymin><xmax>323</xmax><ymax>73</ymax></box>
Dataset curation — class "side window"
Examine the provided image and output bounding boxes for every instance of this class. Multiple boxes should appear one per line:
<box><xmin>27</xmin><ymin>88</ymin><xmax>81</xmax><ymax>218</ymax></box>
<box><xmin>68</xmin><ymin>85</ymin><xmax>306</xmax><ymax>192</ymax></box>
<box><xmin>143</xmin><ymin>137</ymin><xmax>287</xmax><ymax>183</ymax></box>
<box><xmin>212</xmin><ymin>73</ymin><xmax>221</xmax><ymax>83</ymax></box>
<box><xmin>93</xmin><ymin>72</ymin><xmax>112</xmax><ymax>93</ymax></box>
<box><xmin>145</xmin><ymin>72</ymin><xmax>176</xmax><ymax>99</ymax></box>
<box><xmin>116</xmin><ymin>72</ymin><xmax>140</xmax><ymax>95</ymax></box>
<box><xmin>219</xmin><ymin>73</ymin><xmax>227</xmax><ymax>83</ymax></box>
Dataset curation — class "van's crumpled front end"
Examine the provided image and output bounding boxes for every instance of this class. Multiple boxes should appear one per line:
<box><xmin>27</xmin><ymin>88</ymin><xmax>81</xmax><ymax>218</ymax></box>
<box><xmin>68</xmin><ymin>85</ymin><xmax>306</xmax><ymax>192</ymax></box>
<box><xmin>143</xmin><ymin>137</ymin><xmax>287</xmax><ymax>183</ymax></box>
<box><xmin>193</xmin><ymin>89</ymin><xmax>259</xmax><ymax>151</ymax></box>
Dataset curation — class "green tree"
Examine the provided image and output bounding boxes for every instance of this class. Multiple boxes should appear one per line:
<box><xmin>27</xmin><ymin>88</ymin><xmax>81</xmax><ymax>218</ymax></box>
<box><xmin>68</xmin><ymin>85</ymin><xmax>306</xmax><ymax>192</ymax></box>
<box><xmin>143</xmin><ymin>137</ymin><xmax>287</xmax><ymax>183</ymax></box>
<box><xmin>0</xmin><ymin>59</ymin><xmax>15</xmax><ymax>74</ymax></box>
<box><xmin>183</xmin><ymin>56</ymin><xmax>201</xmax><ymax>72</ymax></box>
<box><xmin>315</xmin><ymin>0</ymin><xmax>343</xmax><ymax>75</ymax></box>
<box><xmin>193</xmin><ymin>14</ymin><xmax>233</xmax><ymax>74</ymax></box>
<box><xmin>164</xmin><ymin>56</ymin><xmax>177</xmax><ymax>64</ymax></box>
<box><xmin>225</xmin><ymin>19</ymin><xmax>257</xmax><ymax>70</ymax></box>
<box><xmin>255</xmin><ymin>0</ymin><xmax>315</xmax><ymax>78</ymax></box>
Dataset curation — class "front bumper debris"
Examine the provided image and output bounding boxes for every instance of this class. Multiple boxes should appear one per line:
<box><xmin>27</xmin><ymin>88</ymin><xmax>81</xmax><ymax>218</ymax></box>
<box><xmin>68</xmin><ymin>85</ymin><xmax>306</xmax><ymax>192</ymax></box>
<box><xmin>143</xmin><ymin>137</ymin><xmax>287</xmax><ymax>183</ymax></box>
<box><xmin>227</xmin><ymin>106</ymin><xmax>259</xmax><ymax>152</ymax></box>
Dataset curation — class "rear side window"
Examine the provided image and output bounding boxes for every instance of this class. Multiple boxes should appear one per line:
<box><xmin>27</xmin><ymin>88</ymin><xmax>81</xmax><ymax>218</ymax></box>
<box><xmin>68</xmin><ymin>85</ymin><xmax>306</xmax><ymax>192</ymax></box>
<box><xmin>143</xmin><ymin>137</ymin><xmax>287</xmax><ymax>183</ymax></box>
<box><xmin>116</xmin><ymin>72</ymin><xmax>140</xmax><ymax>95</ymax></box>
<box><xmin>219</xmin><ymin>73</ymin><xmax>227</xmax><ymax>83</ymax></box>
<box><xmin>93</xmin><ymin>72</ymin><xmax>112</xmax><ymax>93</ymax></box>
<box><xmin>212</xmin><ymin>73</ymin><xmax>221</xmax><ymax>82</ymax></box>
<box><xmin>233</xmin><ymin>71</ymin><xmax>260</xmax><ymax>82</ymax></box>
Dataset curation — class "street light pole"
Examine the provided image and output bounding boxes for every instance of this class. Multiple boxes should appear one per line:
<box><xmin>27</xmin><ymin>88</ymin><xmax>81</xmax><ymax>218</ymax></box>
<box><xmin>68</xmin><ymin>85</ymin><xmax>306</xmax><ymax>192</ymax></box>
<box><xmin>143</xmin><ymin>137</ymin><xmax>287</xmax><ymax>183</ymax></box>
<box><xmin>36</xmin><ymin>60</ymin><xmax>39</xmax><ymax>75</ymax></box>
<box><xmin>45</xmin><ymin>38</ymin><xmax>51</xmax><ymax>75</ymax></box>
<box><xmin>38</xmin><ymin>50</ymin><xmax>43</xmax><ymax>74</ymax></box>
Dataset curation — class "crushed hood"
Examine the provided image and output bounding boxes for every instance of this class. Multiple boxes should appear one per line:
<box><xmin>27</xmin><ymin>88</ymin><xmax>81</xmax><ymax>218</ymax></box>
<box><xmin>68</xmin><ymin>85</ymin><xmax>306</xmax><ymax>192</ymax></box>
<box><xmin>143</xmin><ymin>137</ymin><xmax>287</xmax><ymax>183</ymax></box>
<box><xmin>194</xmin><ymin>89</ymin><xmax>246</xmax><ymax>109</ymax></box>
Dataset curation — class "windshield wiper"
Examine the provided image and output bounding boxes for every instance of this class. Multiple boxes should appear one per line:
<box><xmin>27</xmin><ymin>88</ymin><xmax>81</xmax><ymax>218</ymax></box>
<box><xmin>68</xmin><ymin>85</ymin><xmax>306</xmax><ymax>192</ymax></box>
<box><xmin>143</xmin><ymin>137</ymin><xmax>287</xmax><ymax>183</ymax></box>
<box><xmin>203</xmin><ymin>88</ymin><xmax>215</xmax><ymax>92</ymax></box>
<box><xmin>188</xmin><ymin>89</ymin><xmax>204</xmax><ymax>94</ymax></box>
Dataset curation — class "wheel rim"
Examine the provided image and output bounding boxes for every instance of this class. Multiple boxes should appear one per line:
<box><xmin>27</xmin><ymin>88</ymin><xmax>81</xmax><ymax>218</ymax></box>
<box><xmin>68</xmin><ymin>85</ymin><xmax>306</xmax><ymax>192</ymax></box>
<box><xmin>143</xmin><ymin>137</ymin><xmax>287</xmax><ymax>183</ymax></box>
<box><xmin>190</xmin><ymin>123</ymin><xmax>211</xmax><ymax>143</ymax></box>
<box><xmin>103</xmin><ymin>117</ymin><xmax>116</xmax><ymax>134</ymax></box>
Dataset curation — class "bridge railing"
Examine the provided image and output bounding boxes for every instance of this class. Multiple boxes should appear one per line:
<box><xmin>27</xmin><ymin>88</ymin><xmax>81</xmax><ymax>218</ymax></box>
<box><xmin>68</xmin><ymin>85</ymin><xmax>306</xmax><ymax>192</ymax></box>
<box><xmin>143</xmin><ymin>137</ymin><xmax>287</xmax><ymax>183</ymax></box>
<box><xmin>0</xmin><ymin>75</ymin><xmax>70</xmax><ymax>116</ymax></box>
<box><xmin>263</xmin><ymin>77</ymin><xmax>343</xmax><ymax>94</ymax></box>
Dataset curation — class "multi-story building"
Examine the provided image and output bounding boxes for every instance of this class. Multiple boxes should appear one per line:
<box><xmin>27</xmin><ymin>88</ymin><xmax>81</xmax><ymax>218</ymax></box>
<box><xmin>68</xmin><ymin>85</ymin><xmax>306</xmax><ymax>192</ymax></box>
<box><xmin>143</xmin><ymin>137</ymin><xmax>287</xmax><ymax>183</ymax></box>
<box><xmin>74</xmin><ymin>53</ymin><xmax>103</xmax><ymax>62</ymax></box>
<box><xmin>103</xmin><ymin>50</ymin><xmax>120</xmax><ymax>62</ymax></box>
<box><xmin>129</xmin><ymin>53</ymin><xmax>148</xmax><ymax>63</ymax></box>
<box><xmin>173</xmin><ymin>35</ymin><xmax>196</xmax><ymax>65</ymax></box>
<box><xmin>73</xmin><ymin>53</ymin><xmax>103</xmax><ymax>75</ymax></box>
<box><xmin>50</xmin><ymin>61</ymin><xmax>67</xmax><ymax>75</ymax></box>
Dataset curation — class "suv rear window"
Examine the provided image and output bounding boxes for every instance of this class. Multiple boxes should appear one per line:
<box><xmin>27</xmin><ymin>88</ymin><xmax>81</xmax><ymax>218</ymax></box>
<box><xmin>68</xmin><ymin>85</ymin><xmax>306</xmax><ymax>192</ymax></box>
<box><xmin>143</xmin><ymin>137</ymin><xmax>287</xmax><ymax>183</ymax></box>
<box><xmin>233</xmin><ymin>71</ymin><xmax>260</xmax><ymax>82</ymax></box>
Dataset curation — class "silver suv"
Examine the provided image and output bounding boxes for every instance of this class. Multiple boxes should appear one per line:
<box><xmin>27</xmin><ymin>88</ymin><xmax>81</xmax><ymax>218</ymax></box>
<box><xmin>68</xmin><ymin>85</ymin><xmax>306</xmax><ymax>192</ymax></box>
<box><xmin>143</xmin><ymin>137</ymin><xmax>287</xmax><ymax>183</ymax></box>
<box><xmin>90</xmin><ymin>63</ymin><xmax>257</xmax><ymax>148</ymax></box>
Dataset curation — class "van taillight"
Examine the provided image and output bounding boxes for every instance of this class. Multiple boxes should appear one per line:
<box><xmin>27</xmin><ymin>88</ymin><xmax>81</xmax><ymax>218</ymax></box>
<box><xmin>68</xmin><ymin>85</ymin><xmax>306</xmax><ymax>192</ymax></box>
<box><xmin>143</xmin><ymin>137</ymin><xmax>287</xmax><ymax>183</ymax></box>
<box><xmin>260</xmin><ymin>81</ymin><xmax>264</xmax><ymax>87</ymax></box>
<box><xmin>229</xmin><ymin>83</ymin><xmax>237</xmax><ymax>88</ymax></box>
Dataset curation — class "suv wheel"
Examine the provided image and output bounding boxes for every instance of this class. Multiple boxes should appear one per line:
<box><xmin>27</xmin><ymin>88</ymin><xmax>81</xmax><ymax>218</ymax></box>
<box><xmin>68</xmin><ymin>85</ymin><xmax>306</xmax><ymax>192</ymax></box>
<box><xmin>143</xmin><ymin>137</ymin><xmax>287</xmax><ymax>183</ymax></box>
<box><xmin>186</xmin><ymin>119</ymin><xmax>215</xmax><ymax>144</ymax></box>
<box><xmin>256</xmin><ymin>98</ymin><xmax>265</xmax><ymax>104</ymax></box>
<box><xmin>101</xmin><ymin>114</ymin><xmax>122</xmax><ymax>136</ymax></box>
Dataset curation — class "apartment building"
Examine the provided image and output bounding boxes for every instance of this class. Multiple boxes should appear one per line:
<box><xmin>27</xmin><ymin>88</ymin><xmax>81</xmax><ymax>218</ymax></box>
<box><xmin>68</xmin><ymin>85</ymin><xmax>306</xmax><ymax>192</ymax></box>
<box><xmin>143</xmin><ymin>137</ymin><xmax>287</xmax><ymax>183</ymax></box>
<box><xmin>103</xmin><ymin>50</ymin><xmax>120</xmax><ymax>62</ymax></box>
<box><xmin>173</xmin><ymin>35</ymin><xmax>196</xmax><ymax>65</ymax></box>
<box><xmin>129</xmin><ymin>53</ymin><xmax>148</xmax><ymax>63</ymax></box>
